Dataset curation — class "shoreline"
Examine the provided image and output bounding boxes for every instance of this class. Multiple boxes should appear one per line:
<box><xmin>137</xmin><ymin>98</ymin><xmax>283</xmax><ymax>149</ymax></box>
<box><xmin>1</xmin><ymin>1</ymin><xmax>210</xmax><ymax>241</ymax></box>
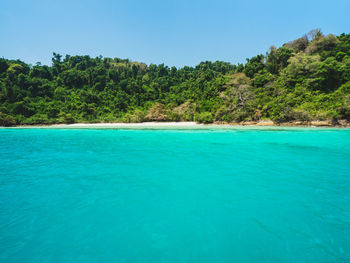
<box><xmin>2</xmin><ymin>120</ymin><xmax>350</xmax><ymax>129</ymax></box>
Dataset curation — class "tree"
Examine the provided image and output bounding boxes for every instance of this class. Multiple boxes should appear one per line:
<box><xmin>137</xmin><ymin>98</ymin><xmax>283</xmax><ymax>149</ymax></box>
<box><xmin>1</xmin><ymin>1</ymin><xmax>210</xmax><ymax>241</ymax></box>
<box><xmin>145</xmin><ymin>103</ymin><xmax>168</xmax><ymax>121</ymax></box>
<box><xmin>0</xmin><ymin>31</ymin><xmax>349</xmax><ymax>125</ymax></box>
<box><xmin>266</xmin><ymin>46</ymin><xmax>294</xmax><ymax>74</ymax></box>
<box><xmin>0</xmin><ymin>112</ymin><xmax>15</xmax><ymax>126</ymax></box>
<box><xmin>307</xmin><ymin>28</ymin><xmax>323</xmax><ymax>41</ymax></box>
<box><xmin>218</xmin><ymin>73</ymin><xmax>256</xmax><ymax>121</ymax></box>
<box><xmin>52</xmin><ymin>52</ymin><xmax>63</xmax><ymax>74</ymax></box>
<box><xmin>285</xmin><ymin>35</ymin><xmax>309</xmax><ymax>52</ymax></box>
<box><xmin>243</xmin><ymin>55</ymin><xmax>265</xmax><ymax>78</ymax></box>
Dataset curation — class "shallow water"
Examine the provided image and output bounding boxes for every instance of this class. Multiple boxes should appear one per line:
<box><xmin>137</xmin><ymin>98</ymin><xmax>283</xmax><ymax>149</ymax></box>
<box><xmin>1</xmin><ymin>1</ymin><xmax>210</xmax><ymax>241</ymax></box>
<box><xmin>1</xmin><ymin>128</ymin><xmax>350</xmax><ymax>262</ymax></box>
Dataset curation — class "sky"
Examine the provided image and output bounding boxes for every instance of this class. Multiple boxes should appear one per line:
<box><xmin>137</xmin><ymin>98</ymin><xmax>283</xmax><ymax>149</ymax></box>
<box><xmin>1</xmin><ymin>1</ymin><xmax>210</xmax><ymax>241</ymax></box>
<box><xmin>0</xmin><ymin>0</ymin><xmax>349</xmax><ymax>68</ymax></box>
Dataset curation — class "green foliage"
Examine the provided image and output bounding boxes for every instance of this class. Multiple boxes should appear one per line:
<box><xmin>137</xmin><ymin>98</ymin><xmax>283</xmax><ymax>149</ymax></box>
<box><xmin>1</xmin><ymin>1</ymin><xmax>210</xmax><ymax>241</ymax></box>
<box><xmin>194</xmin><ymin>112</ymin><xmax>213</xmax><ymax>123</ymax></box>
<box><xmin>284</xmin><ymin>36</ymin><xmax>309</xmax><ymax>52</ymax></box>
<box><xmin>57</xmin><ymin>112</ymin><xmax>75</xmax><ymax>124</ymax></box>
<box><xmin>0</xmin><ymin>112</ymin><xmax>15</xmax><ymax>126</ymax></box>
<box><xmin>266</xmin><ymin>46</ymin><xmax>294</xmax><ymax>74</ymax></box>
<box><xmin>0</xmin><ymin>31</ymin><xmax>349</xmax><ymax>126</ymax></box>
<box><xmin>123</xmin><ymin>109</ymin><xmax>145</xmax><ymax>123</ymax></box>
<box><xmin>306</xmin><ymin>34</ymin><xmax>339</xmax><ymax>54</ymax></box>
<box><xmin>243</xmin><ymin>55</ymin><xmax>265</xmax><ymax>78</ymax></box>
<box><xmin>145</xmin><ymin>103</ymin><xmax>168</xmax><ymax>121</ymax></box>
<box><xmin>220</xmin><ymin>73</ymin><xmax>256</xmax><ymax>121</ymax></box>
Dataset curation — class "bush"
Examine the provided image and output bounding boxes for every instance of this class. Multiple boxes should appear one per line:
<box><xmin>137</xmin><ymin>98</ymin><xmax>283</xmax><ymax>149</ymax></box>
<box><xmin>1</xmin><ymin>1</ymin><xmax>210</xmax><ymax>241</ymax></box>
<box><xmin>194</xmin><ymin>112</ymin><xmax>213</xmax><ymax>123</ymax></box>
<box><xmin>166</xmin><ymin>111</ymin><xmax>181</xmax><ymax>121</ymax></box>
<box><xmin>57</xmin><ymin>112</ymin><xmax>75</xmax><ymax>124</ymax></box>
<box><xmin>0</xmin><ymin>112</ymin><xmax>16</xmax><ymax>126</ymax></box>
<box><xmin>123</xmin><ymin>109</ymin><xmax>145</xmax><ymax>123</ymax></box>
<box><xmin>215</xmin><ymin>106</ymin><xmax>231</xmax><ymax>122</ymax></box>
<box><xmin>291</xmin><ymin>109</ymin><xmax>311</xmax><ymax>121</ymax></box>
<box><xmin>23</xmin><ymin>114</ymin><xmax>51</xmax><ymax>125</ymax></box>
<box><xmin>145</xmin><ymin>103</ymin><xmax>168</xmax><ymax>121</ymax></box>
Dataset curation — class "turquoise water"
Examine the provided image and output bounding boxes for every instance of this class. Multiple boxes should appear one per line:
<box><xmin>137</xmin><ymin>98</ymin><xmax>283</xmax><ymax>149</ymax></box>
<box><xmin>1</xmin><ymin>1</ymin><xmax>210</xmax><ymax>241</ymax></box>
<box><xmin>1</xmin><ymin>127</ymin><xmax>350</xmax><ymax>262</ymax></box>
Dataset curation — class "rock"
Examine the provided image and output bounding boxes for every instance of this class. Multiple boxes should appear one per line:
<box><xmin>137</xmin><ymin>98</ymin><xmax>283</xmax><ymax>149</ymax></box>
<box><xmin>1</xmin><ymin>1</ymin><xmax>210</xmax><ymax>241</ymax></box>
<box><xmin>279</xmin><ymin>121</ymin><xmax>307</xmax><ymax>126</ymax></box>
<box><xmin>337</xmin><ymin>119</ymin><xmax>350</xmax><ymax>127</ymax></box>
<box><xmin>240</xmin><ymin>121</ymin><xmax>257</xmax><ymax>125</ymax></box>
<box><xmin>256</xmin><ymin>120</ymin><xmax>275</xmax><ymax>126</ymax></box>
<box><xmin>310</xmin><ymin>120</ymin><xmax>333</xmax><ymax>126</ymax></box>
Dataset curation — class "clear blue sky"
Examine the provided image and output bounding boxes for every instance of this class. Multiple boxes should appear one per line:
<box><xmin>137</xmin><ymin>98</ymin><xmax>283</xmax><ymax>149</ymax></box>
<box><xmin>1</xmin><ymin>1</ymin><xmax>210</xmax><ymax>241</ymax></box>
<box><xmin>0</xmin><ymin>0</ymin><xmax>349</xmax><ymax>67</ymax></box>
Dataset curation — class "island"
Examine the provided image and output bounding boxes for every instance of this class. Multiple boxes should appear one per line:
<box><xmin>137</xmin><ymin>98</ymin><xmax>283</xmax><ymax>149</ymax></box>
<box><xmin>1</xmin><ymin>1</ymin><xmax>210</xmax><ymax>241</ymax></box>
<box><xmin>1</xmin><ymin>29</ymin><xmax>349</xmax><ymax>127</ymax></box>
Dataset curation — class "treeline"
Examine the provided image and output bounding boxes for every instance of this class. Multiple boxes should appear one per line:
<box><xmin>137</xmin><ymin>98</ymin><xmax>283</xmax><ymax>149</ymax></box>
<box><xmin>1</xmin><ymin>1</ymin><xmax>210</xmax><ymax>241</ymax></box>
<box><xmin>0</xmin><ymin>29</ymin><xmax>349</xmax><ymax>126</ymax></box>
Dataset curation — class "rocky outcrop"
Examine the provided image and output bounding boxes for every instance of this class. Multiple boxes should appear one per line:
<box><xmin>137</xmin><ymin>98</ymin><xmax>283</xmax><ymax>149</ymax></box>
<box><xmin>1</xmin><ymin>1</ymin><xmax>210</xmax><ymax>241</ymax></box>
<box><xmin>310</xmin><ymin>120</ymin><xmax>333</xmax><ymax>126</ymax></box>
<box><xmin>213</xmin><ymin>119</ymin><xmax>350</xmax><ymax>127</ymax></box>
<box><xmin>256</xmin><ymin>120</ymin><xmax>275</xmax><ymax>126</ymax></box>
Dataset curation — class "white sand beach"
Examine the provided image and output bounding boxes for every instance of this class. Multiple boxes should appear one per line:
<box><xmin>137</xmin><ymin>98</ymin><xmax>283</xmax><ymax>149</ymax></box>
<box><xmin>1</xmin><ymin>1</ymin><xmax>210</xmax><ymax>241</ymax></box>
<box><xmin>57</xmin><ymin>122</ymin><xmax>201</xmax><ymax>129</ymax></box>
<box><xmin>11</xmin><ymin>122</ymin><xmax>206</xmax><ymax>129</ymax></box>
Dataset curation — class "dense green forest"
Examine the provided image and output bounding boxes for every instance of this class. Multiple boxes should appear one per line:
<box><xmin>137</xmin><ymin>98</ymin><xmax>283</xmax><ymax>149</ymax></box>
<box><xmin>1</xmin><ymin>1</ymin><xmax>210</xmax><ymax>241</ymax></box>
<box><xmin>1</xmin><ymin>29</ymin><xmax>349</xmax><ymax>126</ymax></box>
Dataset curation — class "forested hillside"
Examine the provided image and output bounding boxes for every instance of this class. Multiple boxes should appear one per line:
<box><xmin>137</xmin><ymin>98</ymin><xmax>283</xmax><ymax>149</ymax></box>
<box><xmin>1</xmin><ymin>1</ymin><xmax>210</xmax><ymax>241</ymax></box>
<box><xmin>1</xmin><ymin>30</ymin><xmax>349</xmax><ymax>126</ymax></box>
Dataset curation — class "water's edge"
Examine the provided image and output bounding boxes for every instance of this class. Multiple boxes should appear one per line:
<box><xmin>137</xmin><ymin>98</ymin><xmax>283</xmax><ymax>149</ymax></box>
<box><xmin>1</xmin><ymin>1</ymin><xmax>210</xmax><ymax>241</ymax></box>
<box><xmin>2</xmin><ymin>122</ymin><xmax>350</xmax><ymax>130</ymax></box>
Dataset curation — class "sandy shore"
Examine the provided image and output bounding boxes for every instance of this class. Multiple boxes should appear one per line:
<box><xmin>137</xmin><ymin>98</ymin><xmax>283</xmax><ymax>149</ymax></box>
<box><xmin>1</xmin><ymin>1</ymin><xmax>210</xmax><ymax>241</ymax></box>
<box><xmin>3</xmin><ymin>121</ymin><xmax>350</xmax><ymax>129</ymax></box>
<box><xmin>4</xmin><ymin>122</ymin><xmax>201</xmax><ymax>129</ymax></box>
<box><xmin>53</xmin><ymin>122</ymin><xmax>202</xmax><ymax>129</ymax></box>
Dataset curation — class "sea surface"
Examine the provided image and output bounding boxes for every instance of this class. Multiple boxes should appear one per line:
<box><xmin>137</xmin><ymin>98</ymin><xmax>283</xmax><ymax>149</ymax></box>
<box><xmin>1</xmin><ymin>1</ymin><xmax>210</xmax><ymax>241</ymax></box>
<box><xmin>1</xmin><ymin>127</ymin><xmax>350</xmax><ymax>262</ymax></box>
